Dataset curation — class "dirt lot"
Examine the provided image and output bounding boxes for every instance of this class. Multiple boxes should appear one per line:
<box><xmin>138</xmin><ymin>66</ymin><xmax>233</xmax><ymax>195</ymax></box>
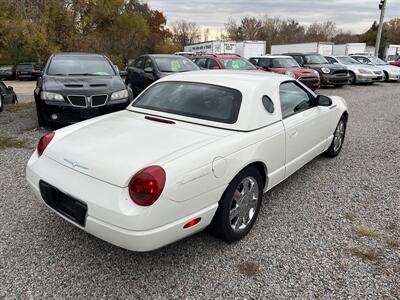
<box><xmin>1</xmin><ymin>82</ymin><xmax>400</xmax><ymax>299</ymax></box>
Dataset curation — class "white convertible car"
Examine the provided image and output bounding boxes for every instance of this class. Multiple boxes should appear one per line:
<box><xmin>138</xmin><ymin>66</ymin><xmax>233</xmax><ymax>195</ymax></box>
<box><xmin>26</xmin><ymin>71</ymin><xmax>348</xmax><ymax>252</ymax></box>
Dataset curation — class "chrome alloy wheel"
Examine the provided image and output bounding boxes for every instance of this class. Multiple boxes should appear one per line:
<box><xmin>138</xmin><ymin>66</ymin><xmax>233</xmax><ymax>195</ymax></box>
<box><xmin>333</xmin><ymin>120</ymin><xmax>345</xmax><ymax>152</ymax></box>
<box><xmin>229</xmin><ymin>176</ymin><xmax>260</xmax><ymax>232</ymax></box>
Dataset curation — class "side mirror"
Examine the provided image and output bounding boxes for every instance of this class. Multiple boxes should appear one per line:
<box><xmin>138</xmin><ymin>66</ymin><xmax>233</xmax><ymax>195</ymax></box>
<box><xmin>7</xmin><ymin>86</ymin><xmax>13</xmax><ymax>91</ymax></box>
<box><xmin>119</xmin><ymin>70</ymin><xmax>127</xmax><ymax>77</ymax></box>
<box><xmin>317</xmin><ymin>95</ymin><xmax>332</xmax><ymax>107</ymax></box>
<box><xmin>144</xmin><ymin>67</ymin><xmax>153</xmax><ymax>73</ymax></box>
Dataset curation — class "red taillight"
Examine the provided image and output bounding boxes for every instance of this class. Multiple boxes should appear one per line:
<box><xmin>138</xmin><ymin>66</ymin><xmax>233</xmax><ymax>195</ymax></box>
<box><xmin>183</xmin><ymin>217</ymin><xmax>201</xmax><ymax>229</ymax></box>
<box><xmin>128</xmin><ymin>166</ymin><xmax>166</xmax><ymax>206</ymax></box>
<box><xmin>37</xmin><ymin>131</ymin><xmax>55</xmax><ymax>156</ymax></box>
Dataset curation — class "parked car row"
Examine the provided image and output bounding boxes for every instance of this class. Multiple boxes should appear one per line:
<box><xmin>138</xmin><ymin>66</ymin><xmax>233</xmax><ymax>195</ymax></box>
<box><xmin>0</xmin><ymin>62</ymin><xmax>44</xmax><ymax>81</ymax></box>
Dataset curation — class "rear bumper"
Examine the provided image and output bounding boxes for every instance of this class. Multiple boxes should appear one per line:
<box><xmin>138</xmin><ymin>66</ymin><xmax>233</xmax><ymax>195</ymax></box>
<box><xmin>40</xmin><ymin>99</ymin><xmax>130</xmax><ymax>124</ymax></box>
<box><xmin>320</xmin><ymin>74</ymin><xmax>350</xmax><ymax>86</ymax></box>
<box><xmin>26</xmin><ymin>154</ymin><xmax>219</xmax><ymax>252</ymax></box>
<box><xmin>17</xmin><ymin>74</ymin><xmax>37</xmax><ymax>80</ymax></box>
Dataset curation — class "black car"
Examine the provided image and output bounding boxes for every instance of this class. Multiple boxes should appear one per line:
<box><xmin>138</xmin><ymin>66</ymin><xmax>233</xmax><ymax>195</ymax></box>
<box><xmin>0</xmin><ymin>81</ymin><xmax>18</xmax><ymax>112</ymax></box>
<box><xmin>16</xmin><ymin>63</ymin><xmax>43</xmax><ymax>80</ymax></box>
<box><xmin>0</xmin><ymin>65</ymin><xmax>16</xmax><ymax>80</ymax></box>
<box><xmin>125</xmin><ymin>54</ymin><xmax>199</xmax><ymax>96</ymax></box>
<box><xmin>34</xmin><ymin>52</ymin><xmax>133</xmax><ymax>127</ymax></box>
<box><xmin>282</xmin><ymin>53</ymin><xmax>350</xmax><ymax>87</ymax></box>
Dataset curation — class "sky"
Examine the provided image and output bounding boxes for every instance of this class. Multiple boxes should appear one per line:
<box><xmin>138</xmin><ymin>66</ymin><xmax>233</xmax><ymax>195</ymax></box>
<box><xmin>146</xmin><ymin>0</ymin><xmax>400</xmax><ymax>39</ymax></box>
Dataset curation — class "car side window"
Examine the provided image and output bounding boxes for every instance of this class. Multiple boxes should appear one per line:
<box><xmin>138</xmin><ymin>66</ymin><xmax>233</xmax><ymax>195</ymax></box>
<box><xmin>279</xmin><ymin>81</ymin><xmax>314</xmax><ymax>119</ymax></box>
<box><xmin>258</xmin><ymin>58</ymin><xmax>270</xmax><ymax>68</ymax></box>
<box><xmin>207</xmin><ymin>59</ymin><xmax>220</xmax><ymax>69</ymax></box>
<box><xmin>292</xmin><ymin>56</ymin><xmax>304</xmax><ymax>65</ymax></box>
<box><xmin>144</xmin><ymin>58</ymin><xmax>153</xmax><ymax>69</ymax></box>
<box><xmin>135</xmin><ymin>57</ymin><xmax>145</xmax><ymax>69</ymax></box>
<box><xmin>194</xmin><ymin>58</ymin><xmax>207</xmax><ymax>68</ymax></box>
<box><xmin>326</xmin><ymin>57</ymin><xmax>336</xmax><ymax>64</ymax></box>
<box><xmin>249</xmin><ymin>58</ymin><xmax>258</xmax><ymax>65</ymax></box>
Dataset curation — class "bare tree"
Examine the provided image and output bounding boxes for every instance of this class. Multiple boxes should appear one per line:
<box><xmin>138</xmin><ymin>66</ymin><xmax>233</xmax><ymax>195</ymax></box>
<box><xmin>171</xmin><ymin>19</ymin><xmax>201</xmax><ymax>47</ymax></box>
<box><xmin>305</xmin><ymin>21</ymin><xmax>338</xmax><ymax>42</ymax></box>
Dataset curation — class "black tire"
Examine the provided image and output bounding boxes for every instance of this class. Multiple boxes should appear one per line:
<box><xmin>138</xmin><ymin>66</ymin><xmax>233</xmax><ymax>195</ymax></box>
<box><xmin>35</xmin><ymin>101</ymin><xmax>49</xmax><ymax>127</ymax></box>
<box><xmin>383</xmin><ymin>71</ymin><xmax>389</xmax><ymax>82</ymax></box>
<box><xmin>324</xmin><ymin>116</ymin><xmax>347</xmax><ymax>158</ymax></box>
<box><xmin>349</xmin><ymin>72</ymin><xmax>356</xmax><ymax>85</ymax></box>
<box><xmin>0</xmin><ymin>95</ymin><xmax>3</xmax><ymax>112</ymax></box>
<box><xmin>210</xmin><ymin>166</ymin><xmax>263</xmax><ymax>242</ymax></box>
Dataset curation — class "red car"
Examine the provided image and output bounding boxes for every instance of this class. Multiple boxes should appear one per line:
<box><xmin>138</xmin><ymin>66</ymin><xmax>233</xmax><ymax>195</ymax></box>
<box><xmin>249</xmin><ymin>55</ymin><xmax>321</xmax><ymax>90</ymax></box>
<box><xmin>191</xmin><ymin>54</ymin><xmax>257</xmax><ymax>70</ymax></box>
<box><xmin>387</xmin><ymin>56</ymin><xmax>400</xmax><ymax>67</ymax></box>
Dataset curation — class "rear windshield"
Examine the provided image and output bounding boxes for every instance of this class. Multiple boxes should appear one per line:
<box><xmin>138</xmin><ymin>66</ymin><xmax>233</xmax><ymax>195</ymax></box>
<box><xmin>16</xmin><ymin>64</ymin><xmax>33</xmax><ymax>71</ymax></box>
<box><xmin>47</xmin><ymin>55</ymin><xmax>116</xmax><ymax>76</ymax></box>
<box><xmin>132</xmin><ymin>82</ymin><xmax>242</xmax><ymax>124</ymax></box>
<box><xmin>154</xmin><ymin>57</ymin><xmax>199</xmax><ymax>73</ymax></box>
<box><xmin>0</xmin><ymin>65</ymin><xmax>12</xmax><ymax>70</ymax></box>
<box><xmin>220</xmin><ymin>58</ymin><xmax>256</xmax><ymax>70</ymax></box>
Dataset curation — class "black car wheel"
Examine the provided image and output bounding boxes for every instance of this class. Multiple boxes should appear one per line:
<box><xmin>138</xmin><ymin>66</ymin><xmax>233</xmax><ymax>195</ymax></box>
<box><xmin>349</xmin><ymin>72</ymin><xmax>356</xmax><ymax>85</ymax></box>
<box><xmin>0</xmin><ymin>95</ymin><xmax>3</xmax><ymax>112</ymax></box>
<box><xmin>210</xmin><ymin>166</ymin><xmax>263</xmax><ymax>242</ymax></box>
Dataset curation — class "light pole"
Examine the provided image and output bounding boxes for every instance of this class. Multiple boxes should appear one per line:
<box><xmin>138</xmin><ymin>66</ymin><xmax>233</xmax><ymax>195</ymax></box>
<box><xmin>375</xmin><ymin>0</ymin><xmax>387</xmax><ymax>57</ymax></box>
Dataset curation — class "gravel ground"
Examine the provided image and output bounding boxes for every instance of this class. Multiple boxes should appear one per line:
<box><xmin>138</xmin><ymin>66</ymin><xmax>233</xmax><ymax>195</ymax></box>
<box><xmin>0</xmin><ymin>82</ymin><xmax>399</xmax><ymax>299</ymax></box>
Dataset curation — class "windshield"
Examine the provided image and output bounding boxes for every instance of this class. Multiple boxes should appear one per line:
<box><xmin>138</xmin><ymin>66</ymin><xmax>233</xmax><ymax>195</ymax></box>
<box><xmin>16</xmin><ymin>64</ymin><xmax>33</xmax><ymax>71</ymax></box>
<box><xmin>220</xmin><ymin>58</ymin><xmax>256</xmax><ymax>70</ymax></box>
<box><xmin>271</xmin><ymin>58</ymin><xmax>300</xmax><ymax>68</ymax></box>
<box><xmin>304</xmin><ymin>54</ymin><xmax>329</xmax><ymax>64</ymax></box>
<box><xmin>132</xmin><ymin>82</ymin><xmax>242</xmax><ymax>124</ymax></box>
<box><xmin>369</xmin><ymin>56</ymin><xmax>387</xmax><ymax>65</ymax></box>
<box><xmin>154</xmin><ymin>57</ymin><xmax>199</xmax><ymax>72</ymax></box>
<box><xmin>337</xmin><ymin>56</ymin><xmax>360</xmax><ymax>65</ymax></box>
<box><xmin>47</xmin><ymin>56</ymin><xmax>116</xmax><ymax>76</ymax></box>
<box><xmin>0</xmin><ymin>65</ymin><xmax>12</xmax><ymax>70</ymax></box>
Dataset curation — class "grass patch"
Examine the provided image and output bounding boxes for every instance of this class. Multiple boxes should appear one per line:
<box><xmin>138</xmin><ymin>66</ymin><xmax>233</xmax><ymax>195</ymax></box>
<box><xmin>0</xmin><ymin>135</ymin><xmax>30</xmax><ymax>150</ymax></box>
<box><xmin>350</xmin><ymin>248</ymin><xmax>380</xmax><ymax>262</ymax></box>
<box><xmin>5</xmin><ymin>102</ymin><xmax>34</xmax><ymax>113</ymax></box>
<box><xmin>386</xmin><ymin>238</ymin><xmax>399</xmax><ymax>248</ymax></box>
<box><xmin>344</xmin><ymin>212</ymin><xmax>355</xmax><ymax>221</ymax></box>
<box><xmin>353</xmin><ymin>225</ymin><xmax>381</xmax><ymax>238</ymax></box>
<box><xmin>238</xmin><ymin>261</ymin><xmax>260</xmax><ymax>277</ymax></box>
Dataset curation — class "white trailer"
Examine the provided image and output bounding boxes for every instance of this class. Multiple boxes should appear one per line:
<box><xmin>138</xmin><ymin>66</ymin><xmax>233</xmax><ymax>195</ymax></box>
<box><xmin>332</xmin><ymin>43</ymin><xmax>366</xmax><ymax>55</ymax></box>
<box><xmin>235</xmin><ymin>40</ymin><xmax>266</xmax><ymax>58</ymax></box>
<box><xmin>271</xmin><ymin>42</ymin><xmax>334</xmax><ymax>56</ymax></box>
<box><xmin>184</xmin><ymin>41</ymin><xmax>237</xmax><ymax>54</ymax></box>
<box><xmin>384</xmin><ymin>44</ymin><xmax>400</xmax><ymax>59</ymax></box>
<box><xmin>184</xmin><ymin>40</ymin><xmax>266</xmax><ymax>57</ymax></box>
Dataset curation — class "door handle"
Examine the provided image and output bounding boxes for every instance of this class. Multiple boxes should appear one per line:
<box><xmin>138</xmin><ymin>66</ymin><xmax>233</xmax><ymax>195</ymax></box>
<box><xmin>288</xmin><ymin>129</ymin><xmax>298</xmax><ymax>138</ymax></box>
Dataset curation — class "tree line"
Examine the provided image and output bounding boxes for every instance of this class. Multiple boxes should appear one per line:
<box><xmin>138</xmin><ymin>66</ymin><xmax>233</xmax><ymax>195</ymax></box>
<box><xmin>1</xmin><ymin>1</ymin><xmax>399</xmax><ymax>66</ymax></box>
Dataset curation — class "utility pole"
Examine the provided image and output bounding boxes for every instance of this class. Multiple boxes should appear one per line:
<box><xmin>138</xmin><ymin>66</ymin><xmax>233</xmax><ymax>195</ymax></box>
<box><xmin>375</xmin><ymin>0</ymin><xmax>387</xmax><ymax>57</ymax></box>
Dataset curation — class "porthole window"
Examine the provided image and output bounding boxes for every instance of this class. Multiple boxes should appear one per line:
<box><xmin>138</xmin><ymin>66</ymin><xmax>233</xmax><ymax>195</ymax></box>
<box><xmin>262</xmin><ymin>95</ymin><xmax>274</xmax><ymax>113</ymax></box>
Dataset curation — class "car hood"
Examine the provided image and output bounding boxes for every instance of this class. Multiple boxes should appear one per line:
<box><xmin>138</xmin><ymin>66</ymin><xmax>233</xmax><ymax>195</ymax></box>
<box><xmin>271</xmin><ymin>67</ymin><xmax>317</xmax><ymax>77</ymax></box>
<box><xmin>44</xmin><ymin>110</ymin><xmax>231</xmax><ymax>187</ymax></box>
<box><xmin>344</xmin><ymin>64</ymin><xmax>382</xmax><ymax>72</ymax></box>
<box><xmin>43</xmin><ymin>75</ymin><xmax>126</xmax><ymax>96</ymax></box>
<box><xmin>376</xmin><ymin>65</ymin><xmax>400</xmax><ymax>72</ymax></box>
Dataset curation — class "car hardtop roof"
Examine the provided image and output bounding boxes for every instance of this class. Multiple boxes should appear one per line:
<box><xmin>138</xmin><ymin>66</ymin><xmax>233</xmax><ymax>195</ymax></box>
<box><xmin>191</xmin><ymin>54</ymin><xmax>242</xmax><ymax>59</ymax></box>
<box><xmin>132</xmin><ymin>70</ymin><xmax>290</xmax><ymax>132</ymax></box>
<box><xmin>282</xmin><ymin>52</ymin><xmax>320</xmax><ymax>56</ymax></box>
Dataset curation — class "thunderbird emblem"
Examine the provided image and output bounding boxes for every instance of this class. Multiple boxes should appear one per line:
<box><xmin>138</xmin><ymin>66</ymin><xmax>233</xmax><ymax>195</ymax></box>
<box><xmin>64</xmin><ymin>158</ymin><xmax>89</xmax><ymax>170</ymax></box>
